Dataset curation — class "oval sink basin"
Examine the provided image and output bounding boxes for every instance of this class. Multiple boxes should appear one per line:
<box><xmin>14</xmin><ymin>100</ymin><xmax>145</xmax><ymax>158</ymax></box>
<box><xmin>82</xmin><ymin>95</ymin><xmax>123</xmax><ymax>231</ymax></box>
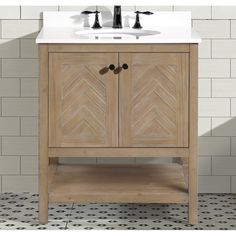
<box><xmin>75</xmin><ymin>29</ymin><xmax>160</xmax><ymax>37</ymax></box>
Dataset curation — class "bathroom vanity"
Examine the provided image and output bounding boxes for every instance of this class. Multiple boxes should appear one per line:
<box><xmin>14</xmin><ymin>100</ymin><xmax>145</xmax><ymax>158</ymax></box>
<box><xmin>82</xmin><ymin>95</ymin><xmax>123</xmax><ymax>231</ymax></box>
<box><xmin>36</xmin><ymin>11</ymin><xmax>201</xmax><ymax>224</ymax></box>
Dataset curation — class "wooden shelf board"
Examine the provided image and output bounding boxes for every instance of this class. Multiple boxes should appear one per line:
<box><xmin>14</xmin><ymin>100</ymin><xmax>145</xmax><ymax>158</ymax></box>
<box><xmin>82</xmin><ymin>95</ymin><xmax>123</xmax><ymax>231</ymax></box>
<box><xmin>49</xmin><ymin>164</ymin><xmax>188</xmax><ymax>203</ymax></box>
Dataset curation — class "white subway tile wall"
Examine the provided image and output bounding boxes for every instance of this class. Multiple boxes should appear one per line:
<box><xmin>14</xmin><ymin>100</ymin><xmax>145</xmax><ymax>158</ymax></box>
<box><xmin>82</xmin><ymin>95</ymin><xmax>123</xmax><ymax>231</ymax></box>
<box><xmin>199</xmin><ymin>59</ymin><xmax>230</xmax><ymax>77</ymax></box>
<box><xmin>21</xmin><ymin>155</ymin><xmax>38</xmax><ymax>175</ymax></box>
<box><xmin>231</xmin><ymin>20</ymin><xmax>236</xmax><ymax>38</ymax></box>
<box><xmin>0</xmin><ymin>6</ymin><xmax>236</xmax><ymax>193</ymax></box>
<box><xmin>231</xmin><ymin>176</ymin><xmax>236</xmax><ymax>193</ymax></box>
<box><xmin>193</xmin><ymin>20</ymin><xmax>230</xmax><ymax>38</ymax></box>
<box><xmin>198</xmin><ymin>176</ymin><xmax>231</xmax><ymax>193</ymax></box>
<box><xmin>198</xmin><ymin>156</ymin><xmax>211</xmax><ymax>175</ymax></box>
<box><xmin>174</xmin><ymin>6</ymin><xmax>211</xmax><ymax>19</ymax></box>
<box><xmin>1</xmin><ymin>20</ymin><xmax>41</xmax><ymax>39</ymax></box>
<box><xmin>2</xmin><ymin>175</ymin><xmax>38</xmax><ymax>192</ymax></box>
<box><xmin>212</xmin><ymin>6</ymin><xmax>236</xmax><ymax>19</ymax></box>
<box><xmin>231</xmin><ymin>59</ymin><xmax>236</xmax><ymax>77</ymax></box>
<box><xmin>0</xmin><ymin>6</ymin><xmax>20</xmax><ymax>19</ymax></box>
<box><xmin>198</xmin><ymin>117</ymin><xmax>211</xmax><ymax>136</ymax></box>
<box><xmin>21</xmin><ymin>6</ymin><xmax>59</xmax><ymax>19</ymax></box>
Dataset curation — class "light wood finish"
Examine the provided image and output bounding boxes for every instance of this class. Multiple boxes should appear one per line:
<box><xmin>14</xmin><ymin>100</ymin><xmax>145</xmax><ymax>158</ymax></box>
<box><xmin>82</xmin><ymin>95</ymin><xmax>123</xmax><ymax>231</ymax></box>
<box><xmin>38</xmin><ymin>43</ymin><xmax>198</xmax><ymax>225</ymax></box>
<box><xmin>119</xmin><ymin>53</ymin><xmax>189</xmax><ymax>147</ymax></box>
<box><xmin>49</xmin><ymin>53</ymin><xmax>118</xmax><ymax>147</ymax></box>
<box><xmin>49</xmin><ymin>44</ymin><xmax>190</xmax><ymax>53</ymax></box>
<box><xmin>49</xmin><ymin>164</ymin><xmax>188</xmax><ymax>203</ymax></box>
<box><xmin>48</xmin><ymin>147</ymin><xmax>189</xmax><ymax>158</ymax></box>
<box><xmin>180</xmin><ymin>157</ymin><xmax>189</xmax><ymax>188</ymax></box>
<box><xmin>38</xmin><ymin>44</ymin><xmax>49</xmax><ymax>224</ymax></box>
<box><xmin>49</xmin><ymin>158</ymin><xmax>58</xmax><ymax>186</ymax></box>
<box><xmin>188</xmin><ymin>44</ymin><xmax>198</xmax><ymax>224</ymax></box>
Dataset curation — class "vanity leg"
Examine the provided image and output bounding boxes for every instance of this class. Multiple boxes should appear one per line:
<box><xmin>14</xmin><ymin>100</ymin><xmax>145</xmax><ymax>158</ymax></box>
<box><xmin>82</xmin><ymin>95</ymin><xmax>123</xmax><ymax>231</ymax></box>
<box><xmin>188</xmin><ymin>153</ymin><xmax>198</xmax><ymax>225</ymax></box>
<box><xmin>39</xmin><ymin>133</ymin><xmax>49</xmax><ymax>224</ymax></box>
<box><xmin>188</xmin><ymin>44</ymin><xmax>198</xmax><ymax>225</ymax></box>
<box><xmin>39</xmin><ymin>155</ymin><xmax>49</xmax><ymax>224</ymax></box>
<box><xmin>39</xmin><ymin>44</ymin><xmax>49</xmax><ymax>224</ymax></box>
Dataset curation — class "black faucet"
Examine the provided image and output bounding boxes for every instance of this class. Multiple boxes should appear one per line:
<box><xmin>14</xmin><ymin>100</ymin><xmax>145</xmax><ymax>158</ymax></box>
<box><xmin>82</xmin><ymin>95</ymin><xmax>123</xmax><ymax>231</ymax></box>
<box><xmin>113</xmin><ymin>6</ymin><xmax>122</xmax><ymax>28</ymax></box>
<box><xmin>81</xmin><ymin>10</ymin><xmax>102</xmax><ymax>29</ymax></box>
<box><xmin>133</xmin><ymin>11</ymin><xmax>154</xmax><ymax>29</ymax></box>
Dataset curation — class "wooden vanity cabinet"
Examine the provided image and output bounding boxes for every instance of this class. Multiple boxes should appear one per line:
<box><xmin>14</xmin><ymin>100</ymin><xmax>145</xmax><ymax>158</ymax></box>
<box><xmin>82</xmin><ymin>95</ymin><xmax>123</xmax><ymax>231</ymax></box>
<box><xmin>39</xmin><ymin>44</ymin><xmax>198</xmax><ymax>225</ymax></box>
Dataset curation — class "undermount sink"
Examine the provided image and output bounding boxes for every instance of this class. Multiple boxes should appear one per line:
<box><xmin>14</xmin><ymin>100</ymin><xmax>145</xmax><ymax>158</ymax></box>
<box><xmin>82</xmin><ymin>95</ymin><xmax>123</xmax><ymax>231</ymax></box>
<box><xmin>75</xmin><ymin>29</ymin><xmax>161</xmax><ymax>37</ymax></box>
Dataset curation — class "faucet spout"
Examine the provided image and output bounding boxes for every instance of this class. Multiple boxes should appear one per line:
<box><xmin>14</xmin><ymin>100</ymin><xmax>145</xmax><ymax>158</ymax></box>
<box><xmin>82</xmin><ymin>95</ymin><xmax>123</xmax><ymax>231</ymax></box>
<box><xmin>113</xmin><ymin>5</ymin><xmax>122</xmax><ymax>28</ymax></box>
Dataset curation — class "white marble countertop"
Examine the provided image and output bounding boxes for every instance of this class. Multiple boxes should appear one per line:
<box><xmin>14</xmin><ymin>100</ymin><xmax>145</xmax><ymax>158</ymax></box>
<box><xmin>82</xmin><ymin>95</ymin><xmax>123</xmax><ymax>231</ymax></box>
<box><xmin>36</xmin><ymin>11</ymin><xmax>201</xmax><ymax>44</ymax></box>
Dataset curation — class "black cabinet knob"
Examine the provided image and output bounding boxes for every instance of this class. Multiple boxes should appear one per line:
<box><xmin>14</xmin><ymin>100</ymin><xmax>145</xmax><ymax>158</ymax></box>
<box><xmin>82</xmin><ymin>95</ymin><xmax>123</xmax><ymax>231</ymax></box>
<box><xmin>122</xmin><ymin>64</ymin><xmax>129</xmax><ymax>70</ymax></box>
<box><xmin>109</xmin><ymin>64</ymin><xmax>115</xmax><ymax>70</ymax></box>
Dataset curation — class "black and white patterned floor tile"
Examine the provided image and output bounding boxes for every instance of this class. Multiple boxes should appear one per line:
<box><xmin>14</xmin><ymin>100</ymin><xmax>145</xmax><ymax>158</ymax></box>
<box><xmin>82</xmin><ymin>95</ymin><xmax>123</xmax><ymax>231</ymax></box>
<box><xmin>0</xmin><ymin>193</ymin><xmax>235</xmax><ymax>230</ymax></box>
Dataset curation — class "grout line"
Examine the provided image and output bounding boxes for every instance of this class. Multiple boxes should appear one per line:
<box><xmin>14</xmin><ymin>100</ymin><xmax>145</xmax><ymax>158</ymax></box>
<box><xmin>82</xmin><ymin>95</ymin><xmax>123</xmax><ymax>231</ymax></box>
<box><xmin>1</xmin><ymin>174</ymin><xmax>38</xmax><ymax>176</ymax></box>
<box><xmin>1</xmin><ymin>57</ymin><xmax>39</xmax><ymax>60</ymax></box>
<box><xmin>210</xmin><ymin>6</ymin><xmax>212</xmax><ymax>19</ymax></box>
<box><xmin>210</xmin><ymin>78</ymin><xmax>212</xmax><ymax>98</ymax></box>
<box><xmin>0</xmin><ymin>115</ymin><xmax>37</xmax><ymax>118</ymax></box>
<box><xmin>210</xmin><ymin>39</ymin><xmax>213</xmax><ymax>58</ymax></box>
<box><xmin>20</xmin><ymin>156</ymin><xmax>21</xmax><ymax>175</ymax></box>
<box><xmin>210</xmin><ymin>117</ymin><xmax>213</xmax><ymax>136</ymax></box>
<box><xmin>20</xmin><ymin>6</ymin><xmax>21</xmax><ymax>19</ymax></box>
<box><xmin>0</xmin><ymin>97</ymin><xmax>2</xmax><ymax>116</ymax></box>
<box><xmin>0</xmin><ymin>135</ymin><xmax>38</xmax><ymax>138</ymax></box>
<box><xmin>0</xmin><ymin>96</ymin><xmax>38</xmax><ymax>98</ymax></box>
<box><xmin>19</xmin><ymin>78</ymin><xmax>22</xmax><ymax>97</ymax></box>
<box><xmin>0</xmin><ymin>58</ymin><xmax>2</xmax><ymax>78</ymax></box>
<box><xmin>210</xmin><ymin>156</ymin><xmax>212</xmax><ymax>175</ymax></box>
<box><xmin>19</xmin><ymin>116</ymin><xmax>21</xmax><ymax>136</ymax></box>
<box><xmin>19</xmin><ymin>39</ymin><xmax>21</xmax><ymax>58</ymax></box>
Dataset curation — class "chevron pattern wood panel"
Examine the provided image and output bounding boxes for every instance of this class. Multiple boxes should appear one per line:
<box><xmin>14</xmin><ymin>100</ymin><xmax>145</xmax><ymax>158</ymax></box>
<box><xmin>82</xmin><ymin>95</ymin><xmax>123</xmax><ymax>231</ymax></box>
<box><xmin>119</xmin><ymin>53</ymin><xmax>189</xmax><ymax>147</ymax></box>
<box><xmin>49</xmin><ymin>53</ymin><xmax>118</xmax><ymax>147</ymax></box>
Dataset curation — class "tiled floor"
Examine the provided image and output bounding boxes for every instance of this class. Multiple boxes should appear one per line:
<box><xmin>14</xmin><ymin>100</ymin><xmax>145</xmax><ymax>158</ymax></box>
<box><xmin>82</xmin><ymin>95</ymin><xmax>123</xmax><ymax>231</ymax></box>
<box><xmin>0</xmin><ymin>193</ymin><xmax>235</xmax><ymax>230</ymax></box>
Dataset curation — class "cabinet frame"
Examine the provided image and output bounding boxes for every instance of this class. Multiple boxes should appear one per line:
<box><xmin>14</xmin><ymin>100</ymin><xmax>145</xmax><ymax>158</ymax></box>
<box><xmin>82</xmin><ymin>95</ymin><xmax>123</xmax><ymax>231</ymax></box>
<box><xmin>39</xmin><ymin>43</ymin><xmax>198</xmax><ymax>225</ymax></box>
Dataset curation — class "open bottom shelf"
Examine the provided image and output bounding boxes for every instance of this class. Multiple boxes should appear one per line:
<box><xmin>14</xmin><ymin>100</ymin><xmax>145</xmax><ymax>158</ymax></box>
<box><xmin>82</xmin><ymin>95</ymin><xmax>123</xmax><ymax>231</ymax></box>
<box><xmin>49</xmin><ymin>164</ymin><xmax>188</xmax><ymax>204</ymax></box>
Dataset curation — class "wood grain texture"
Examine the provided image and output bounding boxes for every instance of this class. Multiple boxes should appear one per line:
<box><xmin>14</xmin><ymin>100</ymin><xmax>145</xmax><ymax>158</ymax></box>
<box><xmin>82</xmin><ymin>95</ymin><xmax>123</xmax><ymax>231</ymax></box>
<box><xmin>49</xmin><ymin>53</ymin><xmax>118</xmax><ymax>147</ymax></box>
<box><xmin>119</xmin><ymin>53</ymin><xmax>189</xmax><ymax>147</ymax></box>
<box><xmin>38</xmin><ymin>44</ymin><xmax>49</xmax><ymax>224</ymax></box>
<box><xmin>49</xmin><ymin>164</ymin><xmax>188</xmax><ymax>203</ymax></box>
<box><xmin>48</xmin><ymin>147</ymin><xmax>189</xmax><ymax>158</ymax></box>
<box><xmin>48</xmin><ymin>44</ymin><xmax>190</xmax><ymax>53</ymax></box>
<box><xmin>188</xmin><ymin>44</ymin><xmax>198</xmax><ymax>224</ymax></box>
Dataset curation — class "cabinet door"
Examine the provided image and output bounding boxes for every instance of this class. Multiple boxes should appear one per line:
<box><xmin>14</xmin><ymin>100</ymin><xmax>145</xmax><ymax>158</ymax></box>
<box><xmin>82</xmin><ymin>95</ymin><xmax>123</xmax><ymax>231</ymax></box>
<box><xmin>119</xmin><ymin>53</ymin><xmax>189</xmax><ymax>147</ymax></box>
<box><xmin>49</xmin><ymin>53</ymin><xmax>118</xmax><ymax>147</ymax></box>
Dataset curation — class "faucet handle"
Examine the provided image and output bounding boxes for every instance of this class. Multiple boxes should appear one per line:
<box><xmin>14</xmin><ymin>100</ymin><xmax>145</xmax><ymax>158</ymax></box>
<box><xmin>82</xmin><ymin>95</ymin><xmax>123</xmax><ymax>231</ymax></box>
<box><xmin>135</xmin><ymin>11</ymin><xmax>154</xmax><ymax>15</ymax></box>
<box><xmin>81</xmin><ymin>10</ymin><xmax>100</xmax><ymax>15</ymax></box>
<box><xmin>133</xmin><ymin>11</ymin><xmax>154</xmax><ymax>29</ymax></box>
<box><xmin>81</xmin><ymin>10</ymin><xmax>102</xmax><ymax>29</ymax></box>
